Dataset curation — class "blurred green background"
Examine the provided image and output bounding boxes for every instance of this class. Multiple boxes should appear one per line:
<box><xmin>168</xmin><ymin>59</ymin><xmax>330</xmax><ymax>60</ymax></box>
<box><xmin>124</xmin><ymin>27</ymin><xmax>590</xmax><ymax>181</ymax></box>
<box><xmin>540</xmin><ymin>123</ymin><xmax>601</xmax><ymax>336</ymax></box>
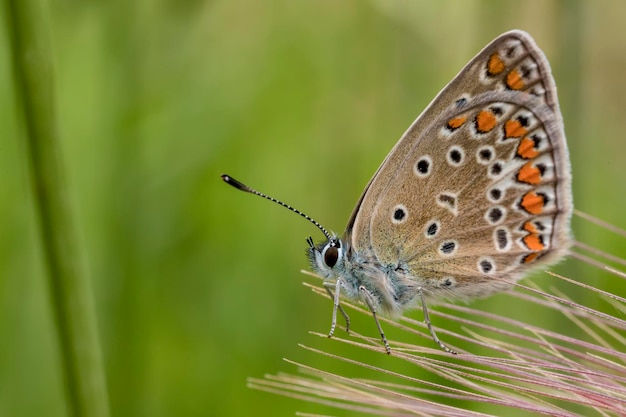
<box><xmin>1</xmin><ymin>0</ymin><xmax>625</xmax><ymax>416</ymax></box>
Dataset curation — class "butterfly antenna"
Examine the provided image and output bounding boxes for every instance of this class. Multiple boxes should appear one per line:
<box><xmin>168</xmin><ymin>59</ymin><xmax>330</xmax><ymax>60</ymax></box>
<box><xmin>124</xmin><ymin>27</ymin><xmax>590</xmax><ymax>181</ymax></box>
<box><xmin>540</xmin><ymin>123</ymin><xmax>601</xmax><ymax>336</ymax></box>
<box><xmin>221</xmin><ymin>174</ymin><xmax>332</xmax><ymax>241</ymax></box>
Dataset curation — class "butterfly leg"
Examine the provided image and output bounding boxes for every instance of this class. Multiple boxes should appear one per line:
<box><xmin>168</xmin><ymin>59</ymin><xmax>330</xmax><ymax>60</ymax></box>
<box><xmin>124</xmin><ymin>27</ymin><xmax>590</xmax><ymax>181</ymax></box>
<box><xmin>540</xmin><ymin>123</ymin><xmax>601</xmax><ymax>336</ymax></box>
<box><xmin>324</xmin><ymin>279</ymin><xmax>351</xmax><ymax>336</ymax></box>
<box><xmin>359</xmin><ymin>286</ymin><xmax>392</xmax><ymax>354</ymax></box>
<box><xmin>419</xmin><ymin>288</ymin><xmax>457</xmax><ymax>354</ymax></box>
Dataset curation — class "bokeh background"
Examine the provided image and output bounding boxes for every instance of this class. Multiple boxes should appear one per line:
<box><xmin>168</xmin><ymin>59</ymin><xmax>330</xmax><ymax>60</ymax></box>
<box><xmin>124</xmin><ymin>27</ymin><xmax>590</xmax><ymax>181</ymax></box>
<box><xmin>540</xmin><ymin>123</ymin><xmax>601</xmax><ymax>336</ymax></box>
<box><xmin>1</xmin><ymin>1</ymin><xmax>625</xmax><ymax>416</ymax></box>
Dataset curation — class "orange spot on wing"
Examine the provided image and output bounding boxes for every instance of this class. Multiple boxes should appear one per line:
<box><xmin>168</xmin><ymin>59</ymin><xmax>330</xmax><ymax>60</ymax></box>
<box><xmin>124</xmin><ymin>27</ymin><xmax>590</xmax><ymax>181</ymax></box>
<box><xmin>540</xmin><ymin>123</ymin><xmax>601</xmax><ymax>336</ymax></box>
<box><xmin>517</xmin><ymin>162</ymin><xmax>542</xmax><ymax>185</ymax></box>
<box><xmin>476</xmin><ymin>110</ymin><xmax>497</xmax><ymax>133</ymax></box>
<box><xmin>523</xmin><ymin>234</ymin><xmax>543</xmax><ymax>251</ymax></box>
<box><xmin>520</xmin><ymin>191</ymin><xmax>545</xmax><ymax>215</ymax></box>
<box><xmin>506</xmin><ymin>69</ymin><xmax>525</xmax><ymax>90</ymax></box>
<box><xmin>487</xmin><ymin>53</ymin><xmax>505</xmax><ymax>75</ymax></box>
<box><xmin>504</xmin><ymin>120</ymin><xmax>528</xmax><ymax>139</ymax></box>
<box><xmin>522</xmin><ymin>252</ymin><xmax>540</xmax><ymax>263</ymax></box>
<box><xmin>517</xmin><ymin>137</ymin><xmax>539</xmax><ymax>159</ymax></box>
<box><xmin>522</xmin><ymin>221</ymin><xmax>544</xmax><ymax>251</ymax></box>
<box><xmin>523</xmin><ymin>221</ymin><xmax>538</xmax><ymax>234</ymax></box>
<box><xmin>447</xmin><ymin>116</ymin><xmax>467</xmax><ymax>130</ymax></box>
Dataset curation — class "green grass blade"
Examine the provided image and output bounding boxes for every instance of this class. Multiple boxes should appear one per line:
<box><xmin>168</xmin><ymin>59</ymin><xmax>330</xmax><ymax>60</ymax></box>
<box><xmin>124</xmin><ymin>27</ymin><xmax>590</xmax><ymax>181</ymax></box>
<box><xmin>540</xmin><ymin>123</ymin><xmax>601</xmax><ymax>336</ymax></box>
<box><xmin>4</xmin><ymin>0</ymin><xmax>110</xmax><ymax>416</ymax></box>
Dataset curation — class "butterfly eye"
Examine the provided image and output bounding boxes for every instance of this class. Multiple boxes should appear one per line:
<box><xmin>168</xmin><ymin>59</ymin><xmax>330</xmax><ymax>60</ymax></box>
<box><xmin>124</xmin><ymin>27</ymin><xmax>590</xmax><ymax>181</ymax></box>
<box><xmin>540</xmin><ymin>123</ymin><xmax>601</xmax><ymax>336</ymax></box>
<box><xmin>323</xmin><ymin>241</ymin><xmax>341</xmax><ymax>268</ymax></box>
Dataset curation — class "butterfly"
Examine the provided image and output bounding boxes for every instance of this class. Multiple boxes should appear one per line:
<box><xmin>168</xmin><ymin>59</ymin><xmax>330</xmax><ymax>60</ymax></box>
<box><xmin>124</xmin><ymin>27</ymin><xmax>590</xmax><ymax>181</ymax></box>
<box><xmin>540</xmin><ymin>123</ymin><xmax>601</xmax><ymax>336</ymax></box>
<box><xmin>223</xmin><ymin>30</ymin><xmax>572</xmax><ymax>354</ymax></box>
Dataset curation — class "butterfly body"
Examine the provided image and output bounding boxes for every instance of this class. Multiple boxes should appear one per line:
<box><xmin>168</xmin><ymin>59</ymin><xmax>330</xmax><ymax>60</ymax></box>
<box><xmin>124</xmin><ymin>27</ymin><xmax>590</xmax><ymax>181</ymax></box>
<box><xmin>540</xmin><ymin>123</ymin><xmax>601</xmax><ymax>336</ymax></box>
<box><xmin>309</xmin><ymin>237</ymin><xmax>420</xmax><ymax>317</ymax></box>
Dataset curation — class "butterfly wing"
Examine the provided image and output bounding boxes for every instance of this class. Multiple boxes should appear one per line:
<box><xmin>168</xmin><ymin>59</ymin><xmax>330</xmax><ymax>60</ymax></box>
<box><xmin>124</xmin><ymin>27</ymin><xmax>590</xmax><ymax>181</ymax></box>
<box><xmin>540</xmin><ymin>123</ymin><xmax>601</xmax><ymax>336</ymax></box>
<box><xmin>346</xmin><ymin>30</ymin><xmax>572</xmax><ymax>301</ymax></box>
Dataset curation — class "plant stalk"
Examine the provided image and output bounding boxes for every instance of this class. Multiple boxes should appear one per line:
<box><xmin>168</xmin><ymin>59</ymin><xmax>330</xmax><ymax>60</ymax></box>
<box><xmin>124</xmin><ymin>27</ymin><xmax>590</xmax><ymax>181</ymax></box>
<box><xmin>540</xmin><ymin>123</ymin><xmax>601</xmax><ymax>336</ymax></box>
<box><xmin>5</xmin><ymin>0</ymin><xmax>110</xmax><ymax>416</ymax></box>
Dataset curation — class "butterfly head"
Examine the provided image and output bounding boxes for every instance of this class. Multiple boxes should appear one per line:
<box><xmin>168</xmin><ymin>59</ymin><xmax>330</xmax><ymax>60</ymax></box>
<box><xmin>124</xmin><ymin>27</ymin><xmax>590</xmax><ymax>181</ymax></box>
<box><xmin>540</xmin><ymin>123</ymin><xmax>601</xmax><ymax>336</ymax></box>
<box><xmin>307</xmin><ymin>236</ymin><xmax>345</xmax><ymax>279</ymax></box>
